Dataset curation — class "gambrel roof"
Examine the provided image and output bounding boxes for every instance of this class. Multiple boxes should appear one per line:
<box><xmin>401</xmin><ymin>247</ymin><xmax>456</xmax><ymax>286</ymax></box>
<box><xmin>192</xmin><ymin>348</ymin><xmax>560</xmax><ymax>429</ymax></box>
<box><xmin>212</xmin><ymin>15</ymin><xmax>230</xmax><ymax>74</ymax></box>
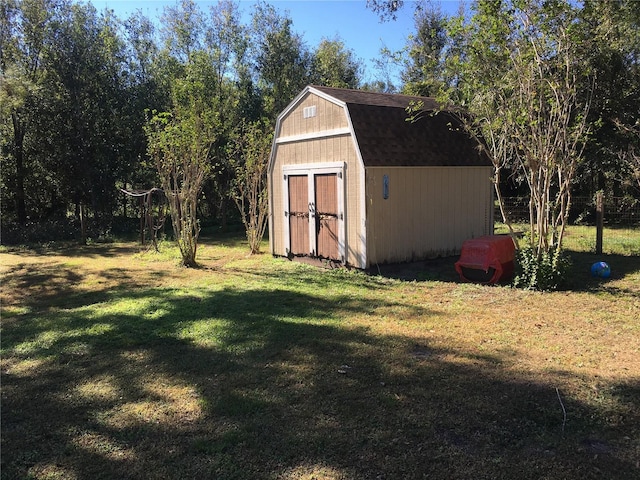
<box><xmin>308</xmin><ymin>85</ymin><xmax>492</xmax><ymax>168</ymax></box>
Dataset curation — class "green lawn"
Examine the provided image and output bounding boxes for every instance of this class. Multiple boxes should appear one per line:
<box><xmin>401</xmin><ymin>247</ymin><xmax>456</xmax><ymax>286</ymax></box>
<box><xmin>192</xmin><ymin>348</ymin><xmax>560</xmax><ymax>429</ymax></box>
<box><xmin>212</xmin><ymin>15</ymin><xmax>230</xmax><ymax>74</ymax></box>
<box><xmin>495</xmin><ymin>222</ymin><xmax>640</xmax><ymax>255</ymax></box>
<box><xmin>1</xmin><ymin>234</ymin><xmax>639</xmax><ymax>479</ymax></box>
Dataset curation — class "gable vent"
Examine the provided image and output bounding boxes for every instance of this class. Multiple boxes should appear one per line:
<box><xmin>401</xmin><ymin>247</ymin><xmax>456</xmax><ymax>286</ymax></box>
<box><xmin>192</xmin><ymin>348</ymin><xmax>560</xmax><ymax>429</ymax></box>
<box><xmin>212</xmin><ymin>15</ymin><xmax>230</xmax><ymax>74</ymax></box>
<box><xmin>303</xmin><ymin>105</ymin><xmax>317</xmax><ymax>119</ymax></box>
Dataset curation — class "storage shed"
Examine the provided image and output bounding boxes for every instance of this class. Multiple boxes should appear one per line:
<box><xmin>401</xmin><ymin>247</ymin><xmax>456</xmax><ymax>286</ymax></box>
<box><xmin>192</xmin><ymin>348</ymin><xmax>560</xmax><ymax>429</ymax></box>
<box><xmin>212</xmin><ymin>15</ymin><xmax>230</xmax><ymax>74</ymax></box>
<box><xmin>267</xmin><ymin>85</ymin><xmax>494</xmax><ymax>269</ymax></box>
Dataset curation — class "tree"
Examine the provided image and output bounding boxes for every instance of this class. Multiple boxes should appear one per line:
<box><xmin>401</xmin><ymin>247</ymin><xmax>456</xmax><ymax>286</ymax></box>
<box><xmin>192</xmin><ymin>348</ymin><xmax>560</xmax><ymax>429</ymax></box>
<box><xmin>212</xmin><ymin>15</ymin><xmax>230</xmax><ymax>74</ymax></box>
<box><xmin>230</xmin><ymin>120</ymin><xmax>272</xmax><ymax>254</ymax></box>
<box><xmin>514</xmin><ymin>3</ymin><xmax>592</xmax><ymax>255</ymax></box>
<box><xmin>0</xmin><ymin>0</ymin><xmax>54</xmax><ymax>224</ymax></box>
<box><xmin>405</xmin><ymin>1</ymin><xmax>522</xmax><ymax>241</ymax></box>
<box><xmin>576</xmin><ymin>0</ymin><xmax>640</xmax><ymax>197</ymax></box>
<box><xmin>145</xmin><ymin>110</ymin><xmax>210</xmax><ymax>267</ymax></box>
<box><xmin>122</xmin><ymin>9</ymin><xmax>166</xmax><ymax>197</ymax></box>
<box><xmin>387</xmin><ymin>0</ymin><xmax>596</xmax><ymax>289</ymax></box>
<box><xmin>371</xmin><ymin>0</ymin><xmax>449</xmax><ymax>95</ymax></box>
<box><xmin>160</xmin><ymin>0</ymin><xmax>203</xmax><ymax>63</ymax></box>
<box><xmin>2</xmin><ymin>0</ymin><xmax>140</xmax><ymax>238</ymax></box>
<box><xmin>614</xmin><ymin>120</ymin><xmax>640</xmax><ymax>194</ymax></box>
<box><xmin>400</xmin><ymin>0</ymin><xmax>448</xmax><ymax>96</ymax></box>
<box><xmin>311</xmin><ymin>37</ymin><xmax>363</xmax><ymax>89</ymax></box>
<box><xmin>144</xmin><ymin>52</ymin><xmax>217</xmax><ymax>267</ymax></box>
<box><xmin>251</xmin><ymin>1</ymin><xmax>312</xmax><ymax>120</ymax></box>
<box><xmin>367</xmin><ymin>0</ymin><xmax>405</xmax><ymax>21</ymax></box>
<box><xmin>44</xmin><ymin>2</ymin><xmax>134</xmax><ymax>232</ymax></box>
<box><xmin>200</xmin><ymin>0</ymin><xmax>250</xmax><ymax>227</ymax></box>
<box><xmin>441</xmin><ymin>0</ymin><xmax>594</xmax><ymax>289</ymax></box>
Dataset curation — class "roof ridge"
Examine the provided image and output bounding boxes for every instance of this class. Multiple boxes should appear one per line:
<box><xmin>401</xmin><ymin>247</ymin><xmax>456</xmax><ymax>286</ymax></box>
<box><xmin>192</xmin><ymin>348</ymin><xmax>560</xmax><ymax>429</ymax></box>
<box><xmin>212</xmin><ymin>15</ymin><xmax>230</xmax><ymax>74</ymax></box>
<box><xmin>309</xmin><ymin>85</ymin><xmax>440</xmax><ymax>109</ymax></box>
<box><xmin>309</xmin><ymin>84</ymin><xmax>435</xmax><ymax>100</ymax></box>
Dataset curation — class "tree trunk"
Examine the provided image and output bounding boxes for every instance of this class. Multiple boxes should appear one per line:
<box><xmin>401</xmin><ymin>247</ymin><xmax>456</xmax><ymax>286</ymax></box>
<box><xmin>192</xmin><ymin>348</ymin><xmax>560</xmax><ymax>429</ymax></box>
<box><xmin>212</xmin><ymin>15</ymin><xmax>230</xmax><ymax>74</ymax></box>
<box><xmin>595</xmin><ymin>191</ymin><xmax>604</xmax><ymax>255</ymax></box>
<box><xmin>12</xmin><ymin>113</ymin><xmax>27</xmax><ymax>224</ymax></box>
<box><xmin>220</xmin><ymin>196</ymin><xmax>227</xmax><ymax>231</ymax></box>
<box><xmin>79</xmin><ymin>202</ymin><xmax>87</xmax><ymax>245</ymax></box>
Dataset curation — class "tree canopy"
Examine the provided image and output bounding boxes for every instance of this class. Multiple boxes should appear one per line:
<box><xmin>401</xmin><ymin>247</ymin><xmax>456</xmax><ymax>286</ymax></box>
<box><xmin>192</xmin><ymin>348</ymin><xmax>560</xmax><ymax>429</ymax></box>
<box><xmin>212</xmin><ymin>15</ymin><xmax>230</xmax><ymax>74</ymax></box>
<box><xmin>1</xmin><ymin>0</ymin><xmax>364</xmax><ymax>245</ymax></box>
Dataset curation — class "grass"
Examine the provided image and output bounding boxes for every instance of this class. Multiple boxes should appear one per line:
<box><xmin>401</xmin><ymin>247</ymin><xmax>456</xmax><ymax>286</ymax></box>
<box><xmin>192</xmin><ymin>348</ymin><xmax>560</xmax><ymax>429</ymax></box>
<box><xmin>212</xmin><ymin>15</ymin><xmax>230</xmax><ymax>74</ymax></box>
<box><xmin>495</xmin><ymin>222</ymin><xmax>640</xmax><ymax>255</ymax></box>
<box><xmin>1</xmin><ymin>230</ymin><xmax>639</xmax><ymax>480</ymax></box>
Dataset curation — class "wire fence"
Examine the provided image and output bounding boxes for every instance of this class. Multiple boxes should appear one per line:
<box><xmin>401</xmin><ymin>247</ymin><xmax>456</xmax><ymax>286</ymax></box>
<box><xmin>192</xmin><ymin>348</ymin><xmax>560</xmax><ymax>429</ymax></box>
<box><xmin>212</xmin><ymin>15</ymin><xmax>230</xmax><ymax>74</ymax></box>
<box><xmin>497</xmin><ymin>196</ymin><xmax>640</xmax><ymax>256</ymax></box>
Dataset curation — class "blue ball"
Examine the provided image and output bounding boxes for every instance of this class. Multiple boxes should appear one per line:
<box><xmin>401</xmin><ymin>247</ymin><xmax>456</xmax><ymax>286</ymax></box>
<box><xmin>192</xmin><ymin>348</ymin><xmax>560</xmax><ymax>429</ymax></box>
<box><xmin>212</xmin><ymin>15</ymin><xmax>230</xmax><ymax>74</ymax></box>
<box><xmin>591</xmin><ymin>261</ymin><xmax>611</xmax><ymax>279</ymax></box>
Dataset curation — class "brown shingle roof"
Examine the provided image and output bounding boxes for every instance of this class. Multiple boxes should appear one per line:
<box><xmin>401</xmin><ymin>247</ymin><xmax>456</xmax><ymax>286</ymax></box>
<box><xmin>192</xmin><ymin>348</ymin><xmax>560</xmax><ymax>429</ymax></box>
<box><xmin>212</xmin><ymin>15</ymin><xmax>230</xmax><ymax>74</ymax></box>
<box><xmin>310</xmin><ymin>85</ymin><xmax>492</xmax><ymax>168</ymax></box>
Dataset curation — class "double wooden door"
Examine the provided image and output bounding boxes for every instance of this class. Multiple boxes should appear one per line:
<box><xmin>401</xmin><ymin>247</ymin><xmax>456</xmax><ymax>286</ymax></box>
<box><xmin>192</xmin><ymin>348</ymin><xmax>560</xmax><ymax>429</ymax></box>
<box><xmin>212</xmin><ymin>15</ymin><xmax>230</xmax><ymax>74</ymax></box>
<box><xmin>286</xmin><ymin>172</ymin><xmax>341</xmax><ymax>261</ymax></box>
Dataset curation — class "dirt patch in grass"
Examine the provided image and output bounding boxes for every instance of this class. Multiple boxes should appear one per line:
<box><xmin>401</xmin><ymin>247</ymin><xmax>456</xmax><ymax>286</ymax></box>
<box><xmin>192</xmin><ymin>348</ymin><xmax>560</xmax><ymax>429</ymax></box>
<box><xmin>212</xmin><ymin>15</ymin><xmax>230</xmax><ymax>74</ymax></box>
<box><xmin>1</xmin><ymin>238</ymin><xmax>639</xmax><ymax>479</ymax></box>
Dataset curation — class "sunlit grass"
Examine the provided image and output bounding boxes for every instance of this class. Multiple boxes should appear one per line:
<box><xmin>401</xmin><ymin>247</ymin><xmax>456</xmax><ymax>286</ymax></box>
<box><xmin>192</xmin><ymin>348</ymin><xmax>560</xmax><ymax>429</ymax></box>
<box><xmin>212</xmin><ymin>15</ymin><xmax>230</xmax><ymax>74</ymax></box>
<box><xmin>10</xmin><ymin>322</ymin><xmax>115</xmax><ymax>355</ymax></box>
<box><xmin>175</xmin><ymin>319</ymin><xmax>230</xmax><ymax>348</ymax></box>
<box><xmin>495</xmin><ymin>222</ymin><xmax>640</xmax><ymax>255</ymax></box>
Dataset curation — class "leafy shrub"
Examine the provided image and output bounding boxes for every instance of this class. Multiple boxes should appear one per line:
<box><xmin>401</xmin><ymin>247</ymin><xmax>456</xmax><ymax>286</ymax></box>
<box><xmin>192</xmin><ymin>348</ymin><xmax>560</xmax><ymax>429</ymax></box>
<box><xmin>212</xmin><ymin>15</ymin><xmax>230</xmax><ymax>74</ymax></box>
<box><xmin>1</xmin><ymin>219</ymin><xmax>79</xmax><ymax>245</ymax></box>
<box><xmin>512</xmin><ymin>246</ymin><xmax>571</xmax><ymax>291</ymax></box>
<box><xmin>0</xmin><ymin>217</ymin><xmax>126</xmax><ymax>245</ymax></box>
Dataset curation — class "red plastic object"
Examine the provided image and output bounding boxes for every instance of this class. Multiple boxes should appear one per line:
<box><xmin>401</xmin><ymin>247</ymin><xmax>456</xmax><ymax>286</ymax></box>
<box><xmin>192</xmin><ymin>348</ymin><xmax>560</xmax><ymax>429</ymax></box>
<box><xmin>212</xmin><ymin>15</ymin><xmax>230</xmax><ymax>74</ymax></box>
<box><xmin>455</xmin><ymin>235</ymin><xmax>516</xmax><ymax>284</ymax></box>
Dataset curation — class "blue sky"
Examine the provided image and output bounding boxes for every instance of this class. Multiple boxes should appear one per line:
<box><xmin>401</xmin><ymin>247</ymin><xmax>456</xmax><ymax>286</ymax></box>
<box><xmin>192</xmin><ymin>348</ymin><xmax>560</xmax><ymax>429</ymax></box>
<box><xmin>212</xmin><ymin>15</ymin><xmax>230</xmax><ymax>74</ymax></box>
<box><xmin>87</xmin><ymin>0</ymin><xmax>464</xmax><ymax>85</ymax></box>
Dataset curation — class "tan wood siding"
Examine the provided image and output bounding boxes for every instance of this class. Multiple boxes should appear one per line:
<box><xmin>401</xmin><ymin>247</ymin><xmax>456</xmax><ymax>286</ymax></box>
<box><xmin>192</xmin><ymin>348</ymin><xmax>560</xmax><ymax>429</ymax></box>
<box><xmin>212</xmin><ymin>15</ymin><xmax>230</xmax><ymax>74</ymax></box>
<box><xmin>279</xmin><ymin>93</ymin><xmax>348</xmax><ymax>138</ymax></box>
<box><xmin>275</xmin><ymin>135</ymin><xmax>353</xmax><ymax>165</ymax></box>
<box><xmin>269</xmin><ymin>136</ymin><xmax>364</xmax><ymax>267</ymax></box>
<box><xmin>365</xmin><ymin>166</ymin><xmax>493</xmax><ymax>265</ymax></box>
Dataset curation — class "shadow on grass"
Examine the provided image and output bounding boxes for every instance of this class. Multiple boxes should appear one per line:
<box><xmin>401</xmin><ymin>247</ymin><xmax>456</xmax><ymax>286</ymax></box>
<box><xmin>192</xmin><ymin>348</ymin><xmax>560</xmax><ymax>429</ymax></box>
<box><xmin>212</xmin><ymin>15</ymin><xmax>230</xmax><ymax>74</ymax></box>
<box><xmin>564</xmin><ymin>250</ymin><xmax>640</xmax><ymax>294</ymax></box>
<box><xmin>2</xmin><ymin>279</ymin><xmax>639</xmax><ymax>479</ymax></box>
<box><xmin>369</xmin><ymin>256</ymin><xmax>462</xmax><ymax>283</ymax></box>
<box><xmin>1</xmin><ymin>242</ymin><xmax>146</xmax><ymax>259</ymax></box>
<box><xmin>1</xmin><ymin>261</ymin><xmax>154</xmax><ymax>312</ymax></box>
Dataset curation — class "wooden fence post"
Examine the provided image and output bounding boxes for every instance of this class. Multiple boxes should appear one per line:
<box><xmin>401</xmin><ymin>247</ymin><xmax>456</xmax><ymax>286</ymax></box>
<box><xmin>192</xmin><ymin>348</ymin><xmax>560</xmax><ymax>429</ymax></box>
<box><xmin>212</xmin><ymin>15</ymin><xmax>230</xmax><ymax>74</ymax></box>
<box><xmin>595</xmin><ymin>191</ymin><xmax>604</xmax><ymax>255</ymax></box>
